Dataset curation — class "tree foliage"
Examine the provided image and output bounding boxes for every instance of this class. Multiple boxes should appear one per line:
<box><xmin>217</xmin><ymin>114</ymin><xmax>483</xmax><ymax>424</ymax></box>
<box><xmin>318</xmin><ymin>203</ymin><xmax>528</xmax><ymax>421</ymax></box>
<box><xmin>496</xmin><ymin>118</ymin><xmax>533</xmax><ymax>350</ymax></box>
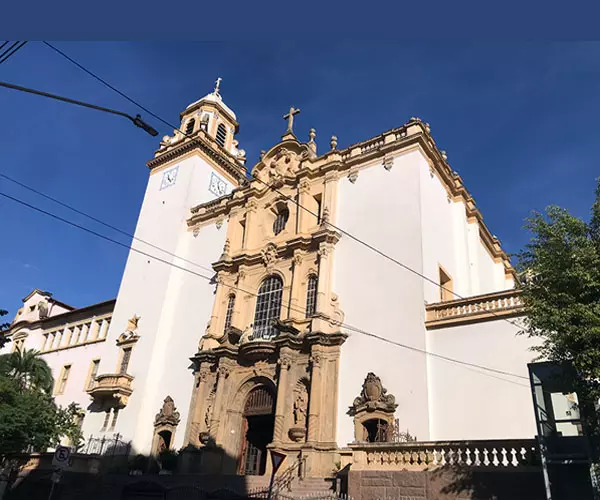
<box><xmin>0</xmin><ymin>309</ymin><xmax>9</xmax><ymax>348</ymax></box>
<box><xmin>0</xmin><ymin>348</ymin><xmax>54</xmax><ymax>394</ymax></box>
<box><xmin>519</xmin><ymin>179</ymin><xmax>600</xmax><ymax>433</ymax></box>
<box><xmin>0</xmin><ymin>349</ymin><xmax>83</xmax><ymax>456</ymax></box>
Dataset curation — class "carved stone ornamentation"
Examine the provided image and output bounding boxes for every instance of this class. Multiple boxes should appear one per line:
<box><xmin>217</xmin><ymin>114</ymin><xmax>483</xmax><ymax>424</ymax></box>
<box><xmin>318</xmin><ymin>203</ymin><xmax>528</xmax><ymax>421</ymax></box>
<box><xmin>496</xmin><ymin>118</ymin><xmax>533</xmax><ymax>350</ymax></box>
<box><xmin>383</xmin><ymin>156</ymin><xmax>394</xmax><ymax>171</ymax></box>
<box><xmin>37</xmin><ymin>299</ymin><xmax>49</xmax><ymax>320</ymax></box>
<box><xmin>154</xmin><ymin>396</ymin><xmax>181</xmax><ymax>428</ymax></box>
<box><xmin>215</xmin><ymin>219</ymin><xmax>224</xmax><ymax>230</ymax></box>
<box><xmin>348</xmin><ymin>171</ymin><xmax>359</xmax><ymax>184</ymax></box>
<box><xmin>217</xmin><ymin>366</ymin><xmax>230</xmax><ymax>379</ymax></box>
<box><xmin>261</xmin><ymin>243</ymin><xmax>278</xmax><ymax>268</ymax></box>
<box><xmin>348</xmin><ymin>372</ymin><xmax>397</xmax><ymax>416</ymax></box>
<box><xmin>298</xmin><ymin>178</ymin><xmax>311</xmax><ymax>194</ymax></box>
<box><xmin>264</xmin><ymin>148</ymin><xmax>301</xmax><ymax>182</ymax></box>
<box><xmin>329</xmin><ymin>293</ymin><xmax>345</xmax><ymax>327</ymax></box>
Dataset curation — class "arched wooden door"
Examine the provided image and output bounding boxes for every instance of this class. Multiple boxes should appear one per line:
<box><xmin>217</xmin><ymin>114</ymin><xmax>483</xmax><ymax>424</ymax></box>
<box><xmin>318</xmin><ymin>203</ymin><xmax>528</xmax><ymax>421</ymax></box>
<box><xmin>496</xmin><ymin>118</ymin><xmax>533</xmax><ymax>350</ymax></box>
<box><xmin>238</xmin><ymin>386</ymin><xmax>275</xmax><ymax>475</ymax></box>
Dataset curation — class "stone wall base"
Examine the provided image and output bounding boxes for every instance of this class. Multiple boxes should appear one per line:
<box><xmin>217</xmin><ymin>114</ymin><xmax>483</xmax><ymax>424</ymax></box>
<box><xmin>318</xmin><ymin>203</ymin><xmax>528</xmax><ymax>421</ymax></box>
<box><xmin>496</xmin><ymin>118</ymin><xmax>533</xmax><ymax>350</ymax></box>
<box><xmin>347</xmin><ymin>467</ymin><xmax>547</xmax><ymax>500</ymax></box>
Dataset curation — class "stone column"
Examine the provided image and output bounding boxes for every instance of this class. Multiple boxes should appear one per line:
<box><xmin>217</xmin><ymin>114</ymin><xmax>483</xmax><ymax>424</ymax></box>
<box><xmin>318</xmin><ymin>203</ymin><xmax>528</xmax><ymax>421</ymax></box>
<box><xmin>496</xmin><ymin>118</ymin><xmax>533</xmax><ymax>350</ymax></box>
<box><xmin>297</xmin><ymin>178</ymin><xmax>311</xmax><ymax>234</ymax></box>
<box><xmin>243</xmin><ymin>199</ymin><xmax>258</xmax><ymax>250</ymax></box>
<box><xmin>313</xmin><ymin>242</ymin><xmax>334</xmax><ymax>332</ymax></box>
<box><xmin>209</xmin><ymin>364</ymin><xmax>230</xmax><ymax>440</ymax></box>
<box><xmin>273</xmin><ymin>353</ymin><xmax>293</xmax><ymax>443</ymax></box>
<box><xmin>307</xmin><ymin>352</ymin><xmax>323</xmax><ymax>443</ymax></box>
<box><xmin>288</xmin><ymin>251</ymin><xmax>304</xmax><ymax>322</ymax></box>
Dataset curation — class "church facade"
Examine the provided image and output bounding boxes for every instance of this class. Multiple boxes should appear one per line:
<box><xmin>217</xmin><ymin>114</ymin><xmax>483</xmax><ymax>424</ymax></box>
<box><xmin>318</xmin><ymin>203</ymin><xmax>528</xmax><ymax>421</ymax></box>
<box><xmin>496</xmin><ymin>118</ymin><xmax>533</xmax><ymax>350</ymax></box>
<box><xmin>1</xmin><ymin>82</ymin><xmax>538</xmax><ymax>477</ymax></box>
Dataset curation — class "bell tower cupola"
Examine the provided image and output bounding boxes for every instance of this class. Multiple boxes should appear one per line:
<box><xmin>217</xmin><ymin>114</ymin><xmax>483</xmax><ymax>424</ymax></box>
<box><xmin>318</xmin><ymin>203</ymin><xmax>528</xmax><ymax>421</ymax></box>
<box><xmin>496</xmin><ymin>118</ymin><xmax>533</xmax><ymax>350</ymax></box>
<box><xmin>179</xmin><ymin>77</ymin><xmax>246</xmax><ymax>165</ymax></box>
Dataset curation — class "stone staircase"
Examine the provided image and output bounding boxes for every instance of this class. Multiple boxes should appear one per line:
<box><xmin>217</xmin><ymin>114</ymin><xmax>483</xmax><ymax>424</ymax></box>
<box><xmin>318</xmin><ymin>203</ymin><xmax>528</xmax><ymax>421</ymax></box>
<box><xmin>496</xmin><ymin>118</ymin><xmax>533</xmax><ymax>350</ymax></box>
<box><xmin>286</xmin><ymin>477</ymin><xmax>336</xmax><ymax>496</ymax></box>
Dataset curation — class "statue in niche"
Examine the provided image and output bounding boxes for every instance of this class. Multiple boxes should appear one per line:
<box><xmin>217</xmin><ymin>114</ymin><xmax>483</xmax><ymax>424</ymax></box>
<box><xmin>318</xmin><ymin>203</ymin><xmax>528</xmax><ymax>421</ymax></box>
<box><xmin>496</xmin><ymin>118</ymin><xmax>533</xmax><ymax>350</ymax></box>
<box><xmin>293</xmin><ymin>385</ymin><xmax>308</xmax><ymax>427</ymax></box>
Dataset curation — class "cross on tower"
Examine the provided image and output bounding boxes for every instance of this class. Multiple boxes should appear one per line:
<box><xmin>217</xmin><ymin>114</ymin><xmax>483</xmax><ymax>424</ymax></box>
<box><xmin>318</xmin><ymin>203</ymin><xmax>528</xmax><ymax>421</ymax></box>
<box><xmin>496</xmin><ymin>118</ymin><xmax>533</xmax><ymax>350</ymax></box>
<box><xmin>214</xmin><ymin>77</ymin><xmax>222</xmax><ymax>96</ymax></box>
<box><xmin>283</xmin><ymin>106</ymin><xmax>301</xmax><ymax>134</ymax></box>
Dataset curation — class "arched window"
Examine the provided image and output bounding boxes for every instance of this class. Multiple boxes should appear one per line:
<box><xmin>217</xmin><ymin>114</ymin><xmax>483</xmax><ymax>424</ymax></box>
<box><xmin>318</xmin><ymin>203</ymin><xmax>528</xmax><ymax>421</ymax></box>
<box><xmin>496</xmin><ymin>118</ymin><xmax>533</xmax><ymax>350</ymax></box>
<box><xmin>216</xmin><ymin>123</ymin><xmax>227</xmax><ymax>147</ymax></box>
<box><xmin>305</xmin><ymin>274</ymin><xmax>318</xmax><ymax>317</ymax></box>
<box><xmin>223</xmin><ymin>294</ymin><xmax>235</xmax><ymax>333</ymax></box>
<box><xmin>185</xmin><ymin>118</ymin><xmax>195</xmax><ymax>135</ymax></box>
<box><xmin>253</xmin><ymin>276</ymin><xmax>283</xmax><ymax>340</ymax></box>
<box><xmin>273</xmin><ymin>206</ymin><xmax>289</xmax><ymax>235</ymax></box>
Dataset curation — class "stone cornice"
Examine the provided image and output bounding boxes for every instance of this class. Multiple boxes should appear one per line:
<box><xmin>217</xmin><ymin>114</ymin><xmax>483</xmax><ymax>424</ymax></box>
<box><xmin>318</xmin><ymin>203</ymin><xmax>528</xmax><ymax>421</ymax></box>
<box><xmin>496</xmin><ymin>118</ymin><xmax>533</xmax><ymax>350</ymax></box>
<box><xmin>5</xmin><ymin>299</ymin><xmax>115</xmax><ymax>336</ymax></box>
<box><xmin>147</xmin><ymin>131</ymin><xmax>247</xmax><ymax>183</ymax></box>
<box><xmin>185</xmin><ymin>118</ymin><xmax>516</xmax><ymax>279</ymax></box>
<box><xmin>212</xmin><ymin>229</ymin><xmax>341</xmax><ymax>273</ymax></box>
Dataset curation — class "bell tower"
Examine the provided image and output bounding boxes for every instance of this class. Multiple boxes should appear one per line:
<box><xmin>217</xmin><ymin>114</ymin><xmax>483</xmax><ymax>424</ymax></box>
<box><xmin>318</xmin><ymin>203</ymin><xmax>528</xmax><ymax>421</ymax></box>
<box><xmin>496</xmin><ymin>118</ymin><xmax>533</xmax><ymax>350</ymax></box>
<box><xmin>176</xmin><ymin>77</ymin><xmax>247</xmax><ymax>170</ymax></box>
<box><xmin>85</xmin><ymin>79</ymin><xmax>247</xmax><ymax>454</ymax></box>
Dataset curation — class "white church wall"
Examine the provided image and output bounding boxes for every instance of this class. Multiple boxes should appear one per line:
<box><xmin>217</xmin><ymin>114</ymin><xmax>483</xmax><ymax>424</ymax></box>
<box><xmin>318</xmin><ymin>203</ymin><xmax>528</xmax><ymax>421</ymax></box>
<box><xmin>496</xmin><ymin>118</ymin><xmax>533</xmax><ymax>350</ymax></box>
<box><xmin>86</xmin><ymin>152</ymin><xmax>234</xmax><ymax>453</ymax></box>
<box><xmin>418</xmin><ymin>166</ymin><xmax>463</xmax><ymax>304</ymax></box>
<box><xmin>334</xmin><ymin>150</ymin><xmax>431</xmax><ymax>446</ymax></box>
<box><xmin>477</xmin><ymin>242</ymin><xmax>503</xmax><ymax>294</ymax></box>
<box><xmin>131</xmin><ymin>221</ymin><xmax>227</xmax><ymax>452</ymax></box>
<box><xmin>427</xmin><ymin>317</ymin><xmax>537</xmax><ymax>441</ymax></box>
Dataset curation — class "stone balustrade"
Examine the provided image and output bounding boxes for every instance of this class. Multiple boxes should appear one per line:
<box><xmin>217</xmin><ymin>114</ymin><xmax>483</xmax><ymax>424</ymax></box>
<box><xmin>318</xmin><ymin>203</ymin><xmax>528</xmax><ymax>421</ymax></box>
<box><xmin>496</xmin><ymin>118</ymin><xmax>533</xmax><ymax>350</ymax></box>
<box><xmin>425</xmin><ymin>289</ymin><xmax>523</xmax><ymax>329</ymax></box>
<box><xmin>349</xmin><ymin>439</ymin><xmax>539</xmax><ymax>471</ymax></box>
<box><xmin>87</xmin><ymin>373</ymin><xmax>134</xmax><ymax>408</ymax></box>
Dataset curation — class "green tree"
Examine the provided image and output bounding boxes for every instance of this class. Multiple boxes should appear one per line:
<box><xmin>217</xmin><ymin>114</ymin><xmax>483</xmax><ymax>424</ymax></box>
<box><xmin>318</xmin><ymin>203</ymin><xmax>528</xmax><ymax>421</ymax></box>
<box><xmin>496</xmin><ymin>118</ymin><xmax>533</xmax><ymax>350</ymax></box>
<box><xmin>519</xmin><ymin>180</ymin><xmax>600</xmax><ymax>454</ymax></box>
<box><xmin>0</xmin><ymin>350</ymin><xmax>83</xmax><ymax>456</ymax></box>
<box><xmin>0</xmin><ymin>348</ymin><xmax>54</xmax><ymax>394</ymax></box>
<box><xmin>0</xmin><ymin>309</ymin><xmax>9</xmax><ymax>348</ymax></box>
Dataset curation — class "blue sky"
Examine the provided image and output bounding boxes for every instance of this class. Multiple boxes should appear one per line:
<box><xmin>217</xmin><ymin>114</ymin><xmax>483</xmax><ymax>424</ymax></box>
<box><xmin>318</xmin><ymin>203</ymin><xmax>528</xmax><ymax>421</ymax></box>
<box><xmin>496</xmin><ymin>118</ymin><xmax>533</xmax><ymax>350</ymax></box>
<box><xmin>1</xmin><ymin>42</ymin><xmax>598</xmax><ymax>315</ymax></box>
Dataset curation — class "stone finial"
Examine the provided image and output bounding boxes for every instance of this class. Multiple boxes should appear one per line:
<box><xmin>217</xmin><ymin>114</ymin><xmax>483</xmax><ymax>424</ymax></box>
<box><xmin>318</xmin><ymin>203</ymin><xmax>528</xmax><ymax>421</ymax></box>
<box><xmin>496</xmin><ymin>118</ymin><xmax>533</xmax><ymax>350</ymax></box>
<box><xmin>330</xmin><ymin>135</ymin><xmax>338</xmax><ymax>150</ymax></box>
<box><xmin>441</xmin><ymin>150</ymin><xmax>448</xmax><ymax>161</ymax></box>
<box><xmin>126</xmin><ymin>315</ymin><xmax>141</xmax><ymax>333</ymax></box>
<box><xmin>320</xmin><ymin>206</ymin><xmax>330</xmax><ymax>227</ymax></box>
<box><xmin>260</xmin><ymin>150</ymin><xmax>266</xmax><ymax>160</ymax></box>
<box><xmin>308</xmin><ymin>128</ymin><xmax>317</xmax><ymax>155</ymax></box>
<box><xmin>220</xmin><ymin>238</ymin><xmax>231</xmax><ymax>260</ymax></box>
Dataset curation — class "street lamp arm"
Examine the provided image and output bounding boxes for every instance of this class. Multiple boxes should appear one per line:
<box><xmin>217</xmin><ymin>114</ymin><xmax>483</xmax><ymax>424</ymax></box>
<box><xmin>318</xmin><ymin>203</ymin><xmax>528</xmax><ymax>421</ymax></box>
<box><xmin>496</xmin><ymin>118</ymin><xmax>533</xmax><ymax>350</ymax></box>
<box><xmin>0</xmin><ymin>80</ymin><xmax>158</xmax><ymax>136</ymax></box>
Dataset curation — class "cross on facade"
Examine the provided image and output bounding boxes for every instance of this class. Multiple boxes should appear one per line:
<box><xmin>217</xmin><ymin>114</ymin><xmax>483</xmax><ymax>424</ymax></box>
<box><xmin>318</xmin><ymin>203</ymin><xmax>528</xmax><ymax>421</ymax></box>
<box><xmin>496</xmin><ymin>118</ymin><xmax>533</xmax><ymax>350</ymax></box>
<box><xmin>283</xmin><ymin>106</ymin><xmax>301</xmax><ymax>134</ymax></box>
<box><xmin>214</xmin><ymin>77</ymin><xmax>222</xmax><ymax>96</ymax></box>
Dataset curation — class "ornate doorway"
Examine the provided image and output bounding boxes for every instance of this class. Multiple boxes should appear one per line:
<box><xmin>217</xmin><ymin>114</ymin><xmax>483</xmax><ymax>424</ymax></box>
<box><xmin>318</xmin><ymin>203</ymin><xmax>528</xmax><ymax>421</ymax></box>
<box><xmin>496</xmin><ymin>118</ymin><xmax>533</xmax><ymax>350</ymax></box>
<box><xmin>238</xmin><ymin>386</ymin><xmax>275</xmax><ymax>475</ymax></box>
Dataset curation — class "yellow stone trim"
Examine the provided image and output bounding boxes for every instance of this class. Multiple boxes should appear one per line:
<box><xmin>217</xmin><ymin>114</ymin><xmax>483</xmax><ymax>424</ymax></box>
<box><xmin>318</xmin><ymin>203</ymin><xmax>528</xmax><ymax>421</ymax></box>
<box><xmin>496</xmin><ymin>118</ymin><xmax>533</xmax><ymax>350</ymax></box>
<box><xmin>184</xmin><ymin>119</ymin><xmax>515</xmax><ymax>280</ymax></box>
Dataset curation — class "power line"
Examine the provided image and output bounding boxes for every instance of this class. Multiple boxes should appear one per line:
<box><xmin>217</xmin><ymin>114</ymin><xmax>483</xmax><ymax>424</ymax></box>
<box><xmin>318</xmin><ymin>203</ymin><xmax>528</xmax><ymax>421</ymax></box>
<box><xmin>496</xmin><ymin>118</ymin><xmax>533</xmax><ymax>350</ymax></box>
<box><xmin>0</xmin><ymin>188</ymin><xmax>529</xmax><ymax>382</ymax></box>
<box><xmin>41</xmin><ymin>41</ymin><xmax>523</xmax><ymax>333</ymax></box>
<box><xmin>0</xmin><ymin>173</ymin><xmax>214</xmax><ymax>275</ymax></box>
<box><xmin>0</xmin><ymin>41</ymin><xmax>27</xmax><ymax>65</ymax></box>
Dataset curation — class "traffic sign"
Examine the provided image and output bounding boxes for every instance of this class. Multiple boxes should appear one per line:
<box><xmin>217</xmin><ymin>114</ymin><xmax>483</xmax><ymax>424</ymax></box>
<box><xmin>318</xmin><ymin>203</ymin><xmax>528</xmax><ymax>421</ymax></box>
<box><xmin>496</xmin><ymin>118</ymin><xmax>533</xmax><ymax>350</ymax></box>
<box><xmin>270</xmin><ymin>450</ymin><xmax>286</xmax><ymax>474</ymax></box>
<box><xmin>52</xmin><ymin>446</ymin><xmax>71</xmax><ymax>469</ymax></box>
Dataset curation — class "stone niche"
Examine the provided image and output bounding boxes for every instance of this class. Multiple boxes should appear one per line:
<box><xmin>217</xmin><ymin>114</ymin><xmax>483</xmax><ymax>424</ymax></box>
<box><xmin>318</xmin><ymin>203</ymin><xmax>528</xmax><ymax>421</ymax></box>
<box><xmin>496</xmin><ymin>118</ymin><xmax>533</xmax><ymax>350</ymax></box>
<box><xmin>348</xmin><ymin>372</ymin><xmax>398</xmax><ymax>443</ymax></box>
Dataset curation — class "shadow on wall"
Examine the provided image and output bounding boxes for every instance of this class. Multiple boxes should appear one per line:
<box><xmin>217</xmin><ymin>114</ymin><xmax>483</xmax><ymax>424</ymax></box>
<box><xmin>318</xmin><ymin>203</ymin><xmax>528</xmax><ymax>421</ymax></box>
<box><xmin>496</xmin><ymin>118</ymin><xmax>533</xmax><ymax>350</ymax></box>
<box><xmin>432</xmin><ymin>465</ymin><xmax>547</xmax><ymax>500</ymax></box>
<box><xmin>3</xmin><ymin>441</ymin><xmax>253</xmax><ymax>500</ymax></box>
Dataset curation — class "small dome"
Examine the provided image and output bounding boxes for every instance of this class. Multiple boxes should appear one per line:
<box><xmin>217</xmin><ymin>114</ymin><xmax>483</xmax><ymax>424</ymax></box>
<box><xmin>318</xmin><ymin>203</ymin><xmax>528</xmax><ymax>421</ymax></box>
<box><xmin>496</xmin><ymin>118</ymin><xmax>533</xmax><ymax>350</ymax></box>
<box><xmin>186</xmin><ymin>92</ymin><xmax>237</xmax><ymax>121</ymax></box>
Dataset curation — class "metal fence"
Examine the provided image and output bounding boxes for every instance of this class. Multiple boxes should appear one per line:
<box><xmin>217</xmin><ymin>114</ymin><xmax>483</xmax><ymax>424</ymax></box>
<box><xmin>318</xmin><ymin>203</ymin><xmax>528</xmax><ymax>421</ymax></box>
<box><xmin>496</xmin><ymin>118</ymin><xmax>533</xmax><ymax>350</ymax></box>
<box><xmin>81</xmin><ymin>433</ymin><xmax>132</xmax><ymax>456</ymax></box>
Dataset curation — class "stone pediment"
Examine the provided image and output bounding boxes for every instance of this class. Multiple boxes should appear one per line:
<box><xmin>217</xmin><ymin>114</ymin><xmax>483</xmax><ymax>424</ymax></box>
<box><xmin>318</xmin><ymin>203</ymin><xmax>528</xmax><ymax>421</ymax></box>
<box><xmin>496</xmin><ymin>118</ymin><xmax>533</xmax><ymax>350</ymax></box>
<box><xmin>251</xmin><ymin>138</ymin><xmax>313</xmax><ymax>185</ymax></box>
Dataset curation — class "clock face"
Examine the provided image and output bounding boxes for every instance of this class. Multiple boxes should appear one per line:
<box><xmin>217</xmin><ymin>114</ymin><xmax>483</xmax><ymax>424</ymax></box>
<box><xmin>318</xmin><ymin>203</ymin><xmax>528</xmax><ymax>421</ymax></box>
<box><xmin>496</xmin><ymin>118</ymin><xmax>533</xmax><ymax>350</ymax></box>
<box><xmin>160</xmin><ymin>166</ymin><xmax>179</xmax><ymax>190</ymax></box>
<box><xmin>209</xmin><ymin>172</ymin><xmax>227</xmax><ymax>197</ymax></box>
